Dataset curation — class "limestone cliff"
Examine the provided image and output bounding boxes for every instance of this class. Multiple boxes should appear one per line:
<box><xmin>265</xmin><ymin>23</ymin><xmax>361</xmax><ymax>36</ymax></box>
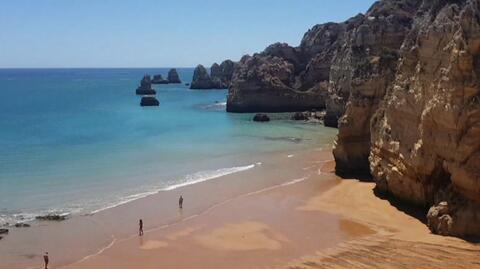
<box><xmin>225</xmin><ymin>0</ymin><xmax>480</xmax><ymax>237</ymax></box>
<box><xmin>369</xmin><ymin>0</ymin><xmax>480</xmax><ymax>237</ymax></box>
<box><xmin>227</xmin><ymin>23</ymin><xmax>348</xmax><ymax>112</ymax></box>
<box><xmin>332</xmin><ymin>0</ymin><xmax>421</xmax><ymax>176</ymax></box>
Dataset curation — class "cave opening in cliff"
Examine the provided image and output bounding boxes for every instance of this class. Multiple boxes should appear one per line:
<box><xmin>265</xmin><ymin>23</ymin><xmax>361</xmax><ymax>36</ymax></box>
<box><xmin>429</xmin><ymin>160</ymin><xmax>453</xmax><ymax>205</ymax></box>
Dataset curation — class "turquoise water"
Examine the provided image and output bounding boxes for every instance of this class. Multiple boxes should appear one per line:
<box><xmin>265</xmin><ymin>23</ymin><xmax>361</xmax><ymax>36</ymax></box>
<box><xmin>0</xmin><ymin>68</ymin><xmax>336</xmax><ymax>226</ymax></box>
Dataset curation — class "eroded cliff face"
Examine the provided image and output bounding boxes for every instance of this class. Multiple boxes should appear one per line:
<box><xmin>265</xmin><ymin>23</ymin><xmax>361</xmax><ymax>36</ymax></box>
<box><xmin>225</xmin><ymin>0</ymin><xmax>480</xmax><ymax>237</ymax></box>
<box><xmin>227</xmin><ymin>23</ymin><xmax>347</xmax><ymax>112</ymax></box>
<box><xmin>367</xmin><ymin>0</ymin><xmax>480</xmax><ymax>237</ymax></box>
<box><xmin>332</xmin><ymin>0</ymin><xmax>421</xmax><ymax>176</ymax></box>
<box><xmin>190</xmin><ymin>60</ymin><xmax>236</xmax><ymax>89</ymax></box>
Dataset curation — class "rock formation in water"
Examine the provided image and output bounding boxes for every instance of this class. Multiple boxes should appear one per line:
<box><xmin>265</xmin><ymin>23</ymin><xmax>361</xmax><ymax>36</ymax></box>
<box><xmin>136</xmin><ymin>75</ymin><xmax>156</xmax><ymax>95</ymax></box>
<box><xmin>190</xmin><ymin>65</ymin><xmax>214</xmax><ymax>89</ymax></box>
<box><xmin>167</xmin><ymin>68</ymin><xmax>181</xmax><ymax>83</ymax></box>
<box><xmin>140</xmin><ymin>96</ymin><xmax>160</xmax><ymax>106</ymax></box>
<box><xmin>151</xmin><ymin>74</ymin><xmax>169</xmax><ymax>84</ymax></box>
<box><xmin>190</xmin><ymin>60</ymin><xmax>236</xmax><ymax>89</ymax></box>
<box><xmin>253</xmin><ymin>113</ymin><xmax>270</xmax><ymax>122</ymax></box>
<box><xmin>211</xmin><ymin>60</ymin><xmax>236</xmax><ymax>88</ymax></box>
<box><xmin>225</xmin><ymin>0</ymin><xmax>480</xmax><ymax>237</ymax></box>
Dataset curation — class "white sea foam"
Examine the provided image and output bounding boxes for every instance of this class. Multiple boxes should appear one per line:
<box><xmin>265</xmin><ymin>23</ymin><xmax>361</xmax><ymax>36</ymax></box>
<box><xmin>90</xmin><ymin>164</ymin><xmax>256</xmax><ymax>214</ymax></box>
<box><xmin>162</xmin><ymin>164</ymin><xmax>255</xmax><ymax>191</ymax></box>
<box><xmin>1</xmin><ymin>164</ymin><xmax>257</xmax><ymax>226</ymax></box>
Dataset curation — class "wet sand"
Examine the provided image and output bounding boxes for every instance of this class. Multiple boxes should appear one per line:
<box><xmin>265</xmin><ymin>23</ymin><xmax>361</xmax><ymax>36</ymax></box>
<box><xmin>2</xmin><ymin>147</ymin><xmax>479</xmax><ymax>269</ymax></box>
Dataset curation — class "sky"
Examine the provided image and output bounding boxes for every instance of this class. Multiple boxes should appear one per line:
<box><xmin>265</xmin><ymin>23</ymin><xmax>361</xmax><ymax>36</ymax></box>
<box><xmin>0</xmin><ymin>0</ymin><xmax>376</xmax><ymax>68</ymax></box>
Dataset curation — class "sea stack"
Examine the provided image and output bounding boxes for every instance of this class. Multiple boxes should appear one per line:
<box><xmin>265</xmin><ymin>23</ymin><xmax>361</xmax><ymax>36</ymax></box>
<box><xmin>190</xmin><ymin>65</ymin><xmax>214</xmax><ymax>89</ymax></box>
<box><xmin>190</xmin><ymin>61</ymin><xmax>236</xmax><ymax>89</ymax></box>
<box><xmin>140</xmin><ymin>96</ymin><xmax>160</xmax><ymax>106</ymax></box>
<box><xmin>136</xmin><ymin>75</ymin><xmax>156</xmax><ymax>95</ymax></box>
<box><xmin>151</xmin><ymin>74</ymin><xmax>168</xmax><ymax>84</ymax></box>
<box><xmin>210</xmin><ymin>60</ymin><xmax>236</xmax><ymax>88</ymax></box>
<box><xmin>167</xmin><ymin>68</ymin><xmax>181</xmax><ymax>83</ymax></box>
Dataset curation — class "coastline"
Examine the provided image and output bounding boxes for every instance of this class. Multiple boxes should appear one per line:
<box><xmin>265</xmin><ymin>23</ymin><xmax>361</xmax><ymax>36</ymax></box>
<box><xmin>1</xmin><ymin>145</ymin><xmax>336</xmax><ymax>269</ymax></box>
<box><xmin>2</xmin><ymin>145</ymin><xmax>479</xmax><ymax>269</ymax></box>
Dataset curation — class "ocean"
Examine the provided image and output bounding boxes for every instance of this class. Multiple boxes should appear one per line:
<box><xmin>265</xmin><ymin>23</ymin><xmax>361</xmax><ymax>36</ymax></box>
<box><xmin>0</xmin><ymin>68</ymin><xmax>336</xmax><ymax>226</ymax></box>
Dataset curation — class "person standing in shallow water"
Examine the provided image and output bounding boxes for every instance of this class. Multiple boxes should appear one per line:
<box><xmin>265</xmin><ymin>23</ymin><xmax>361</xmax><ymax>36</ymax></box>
<box><xmin>43</xmin><ymin>252</ymin><xmax>49</xmax><ymax>269</ymax></box>
<box><xmin>139</xmin><ymin>219</ymin><xmax>144</xmax><ymax>236</ymax></box>
<box><xmin>179</xmin><ymin>195</ymin><xmax>183</xmax><ymax>209</ymax></box>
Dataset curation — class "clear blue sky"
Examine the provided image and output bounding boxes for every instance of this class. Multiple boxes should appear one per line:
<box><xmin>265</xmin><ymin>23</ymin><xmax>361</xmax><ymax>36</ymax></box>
<box><xmin>0</xmin><ymin>0</ymin><xmax>376</xmax><ymax>68</ymax></box>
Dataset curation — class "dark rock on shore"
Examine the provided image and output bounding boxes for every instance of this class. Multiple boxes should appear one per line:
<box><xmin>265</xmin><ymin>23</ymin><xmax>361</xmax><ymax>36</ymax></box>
<box><xmin>14</xmin><ymin>223</ymin><xmax>30</xmax><ymax>228</ymax></box>
<box><xmin>136</xmin><ymin>75</ymin><xmax>156</xmax><ymax>95</ymax></box>
<box><xmin>36</xmin><ymin>214</ymin><xmax>67</xmax><ymax>221</ymax></box>
<box><xmin>0</xmin><ymin>228</ymin><xmax>9</xmax><ymax>234</ymax></box>
<box><xmin>253</xmin><ymin>113</ymin><xmax>270</xmax><ymax>122</ymax></box>
<box><xmin>292</xmin><ymin>111</ymin><xmax>325</xmax><ymax>122</ymax></box>
<box><xmin>140</xmin><ymin>96</ymin><xmax>159</xmax><ymax>106</ymax></box>
<box><xmin>292</xmin><ymin>112</ymin><xmax>309</xmax><ymax>121</ymax></box>
<box><xmin>167</xmin><ymin>68</ymin><xmax>181</xmax><ymax>83</ymax></box>
<box><xmin>151</xmin><ymin>74</ymin><xmax>169</xmax><ymax>84</ymax></box>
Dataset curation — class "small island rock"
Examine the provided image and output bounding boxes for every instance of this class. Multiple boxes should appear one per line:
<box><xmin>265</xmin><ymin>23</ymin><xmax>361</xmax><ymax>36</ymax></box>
<box><xmin>167</xmin><ymin>68</ymin><xmax>181</xmax><ymax>83</ymax></box>
<box><xmin>136</xmin><ymin>75</ymin><xmax>156</xmax><ymax>95</ymax></box>
<box><xmin>190</xmin><ymin>65</ymin><xmax>214</xmax><ymax>89</ymax></box>
<box><xmin>140</xmin><ymin>96</ymin><xmax>160</xmax><ymax>106</ymax></box>
<box><xmin>151</xmin><ymin>74</ymin><xmax>168</xmax><ymax>84</ymax></box>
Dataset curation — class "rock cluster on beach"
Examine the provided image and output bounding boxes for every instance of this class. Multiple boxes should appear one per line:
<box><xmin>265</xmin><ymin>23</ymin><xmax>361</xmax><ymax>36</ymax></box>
<box><xmin>225</xmin><ymin>0</ymin><xmax>480</xmax><ymax>237</ymax></box>
<box><xmin>190</xmin><ymin>60</ymin><xmax>236</xmax><ymax>89</ymax></box>
<box><xmin>36</xmin><ymin>214</ymin><xmax>68</xmax><ymax>221</ymax></box>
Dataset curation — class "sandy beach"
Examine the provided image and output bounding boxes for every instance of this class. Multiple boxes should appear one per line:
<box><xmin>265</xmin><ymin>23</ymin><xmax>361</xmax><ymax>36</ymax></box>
<box><xmin>2</xmin><ymin>146</ymin><xmax>479</xmax><ymax>269</ymax></box>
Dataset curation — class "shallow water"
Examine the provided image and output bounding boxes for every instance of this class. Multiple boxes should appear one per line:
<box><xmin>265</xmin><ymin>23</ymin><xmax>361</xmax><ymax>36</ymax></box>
<box><xmin>0</xmin><ymin>68</ymin><xmax>337</xmax><ymax>226</ymax></box>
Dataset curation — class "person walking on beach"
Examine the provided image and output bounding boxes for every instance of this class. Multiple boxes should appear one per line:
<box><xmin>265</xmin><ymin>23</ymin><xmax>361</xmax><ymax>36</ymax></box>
<box><xmin>139</xmin><ymin>219</ymin><xmax>144</xmax><ymax>236</ymax></box>
<box><xmin>179</xmin><ymin>195</ymin><xmax>184</xmax><ymax>209</ymax></box>
<box><xmin>43</xmin><ymin>252</ymin><xmax>49</xmax><ymax>269</ymax></box>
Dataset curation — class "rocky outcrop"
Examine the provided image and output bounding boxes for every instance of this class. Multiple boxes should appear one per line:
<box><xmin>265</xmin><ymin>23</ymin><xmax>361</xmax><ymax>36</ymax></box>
<box><xmin>136</xmin><ymin>75</ymin><xmax>156</xmax><ymax>95</ymax></box>
<box><xmin>292</xmin><ymin>111</ymin><xmax>325</xmax><ymax>122</ymax></box>
<box><xmin>35</xmin><ymin>214</ymin><xmax>67</xmax><ymax>221</ymax></box>
<box><xmin>151</xmin><ymin>74</ymin><xmax>168</xmax><ymax>84</ymax></box>
<box><xmin>167</xmin><ymin>68</ymin><xmax>181</xmax><ymax>83</ymax></box>
<box><xmin>368</xmin><ymin>0</ymin><xmax>480</xmax><ymax>237</ymax></box>
<box><xmin>140</xmin><ymin>96</ymin><xmax>160</xmax><ymax>106</ymax></box>
<box><xmin>190</xmin><ymin>61</ymin><xmax>236</xmax><ymax>89</ymax></box>
<box><xmin>190</xmin><ymin>65</ymin><xmax>214</xmax><ymax>89</ymax></box>
<box><xmin>211</xmin><ymin>60</ymin><xmax>236</xmax><ymax>88</ymax></box>
<box><xmin>0</xmin><ymin>228</ymin><xmax>8</xmax><ymax>234</ymax></box>
<box><xmin>252</xmin><ymin>113</ymin><xmax>270</xmax><ymax>122</ymax></box>
<box><xmin>227</xmin><ymin>22</ymin><xmax>348</xmax><ymax>112</ymax></box>
<box><xmin>14</xmin><ymin>223</ymin><xmax>30</xmax><ymax>228</ymax></box>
